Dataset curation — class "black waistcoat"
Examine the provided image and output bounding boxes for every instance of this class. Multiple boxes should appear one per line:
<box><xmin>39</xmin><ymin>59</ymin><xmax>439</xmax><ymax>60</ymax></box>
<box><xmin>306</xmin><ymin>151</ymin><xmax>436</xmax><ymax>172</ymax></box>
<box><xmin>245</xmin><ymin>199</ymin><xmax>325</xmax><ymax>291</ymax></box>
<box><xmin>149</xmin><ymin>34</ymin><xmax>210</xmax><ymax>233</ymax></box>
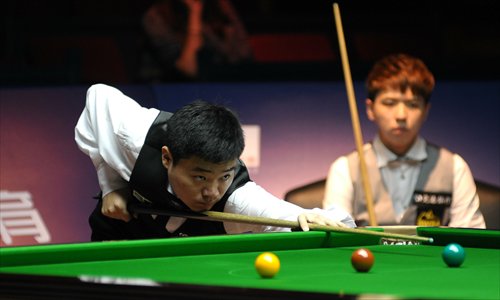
<box><xmin>128</xmin><ymin>111</ymin><xmax>251</xmax><ymax>237</ymax></box>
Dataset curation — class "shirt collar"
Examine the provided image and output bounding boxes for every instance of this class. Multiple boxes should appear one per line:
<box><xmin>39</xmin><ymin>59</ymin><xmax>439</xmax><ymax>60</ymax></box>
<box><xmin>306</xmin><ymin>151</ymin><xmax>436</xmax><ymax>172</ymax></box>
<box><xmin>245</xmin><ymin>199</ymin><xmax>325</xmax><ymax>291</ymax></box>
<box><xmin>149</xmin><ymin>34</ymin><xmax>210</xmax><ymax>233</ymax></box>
<box><xmin>373</xmin><ymin>135</ymin><xmax>427</xmax><ymax>168</ymax></box>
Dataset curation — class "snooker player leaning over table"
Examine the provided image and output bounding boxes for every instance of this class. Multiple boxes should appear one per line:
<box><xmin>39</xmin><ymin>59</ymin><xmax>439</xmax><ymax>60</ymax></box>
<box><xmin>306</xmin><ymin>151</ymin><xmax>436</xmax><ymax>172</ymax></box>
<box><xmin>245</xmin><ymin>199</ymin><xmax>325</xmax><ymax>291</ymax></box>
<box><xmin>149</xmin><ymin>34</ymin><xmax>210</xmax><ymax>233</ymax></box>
<box><xmin>75</xmin><ymin>84</ymin><xmax>356</xmax><ymax>241</ymax></box>
<box><xmin>323</xmin><ymin>53</ymin><xmax>485</xmax><ymax>228</ymax></box>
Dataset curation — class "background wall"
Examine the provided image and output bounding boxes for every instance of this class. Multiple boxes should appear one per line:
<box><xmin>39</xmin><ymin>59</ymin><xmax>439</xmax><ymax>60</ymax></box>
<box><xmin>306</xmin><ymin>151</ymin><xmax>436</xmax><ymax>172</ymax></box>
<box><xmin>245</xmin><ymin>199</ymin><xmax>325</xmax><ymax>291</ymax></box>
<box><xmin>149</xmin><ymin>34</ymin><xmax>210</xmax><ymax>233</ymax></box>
<box><xmin>1</xmin><ymin>81</ymin><xmax>499</xmax><ymax>246</ymax></box>
<box><xmin>152</xmin><ymin>81</ymin><xmax>500</xmax><ymax>194</ymax></box>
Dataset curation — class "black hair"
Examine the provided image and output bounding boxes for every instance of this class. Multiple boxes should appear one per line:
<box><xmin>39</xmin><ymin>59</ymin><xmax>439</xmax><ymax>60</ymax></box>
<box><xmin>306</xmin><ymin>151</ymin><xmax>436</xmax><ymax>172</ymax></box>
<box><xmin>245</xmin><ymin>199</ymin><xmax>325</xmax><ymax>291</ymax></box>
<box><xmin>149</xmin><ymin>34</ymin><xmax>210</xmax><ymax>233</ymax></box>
<box><xmin>165</xmin><ymin>100</ymin><xmax>244</xmax><ymax>164</ymax></box>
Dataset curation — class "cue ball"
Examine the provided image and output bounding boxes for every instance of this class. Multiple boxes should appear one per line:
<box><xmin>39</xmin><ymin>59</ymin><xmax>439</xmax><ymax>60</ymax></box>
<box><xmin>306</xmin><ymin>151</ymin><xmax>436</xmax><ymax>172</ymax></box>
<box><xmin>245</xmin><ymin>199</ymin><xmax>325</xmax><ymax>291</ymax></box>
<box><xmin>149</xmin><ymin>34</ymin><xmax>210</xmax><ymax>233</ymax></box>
<box><xmin>351</xmin><ymin>248</ymin><xmax>374</xmax><ymax>272</ymax></box>
<box><xmin>255</xmin><ymin>252</ymin><xmax>280</xmax><ymax>278</ymax></box>
<box><xmin>442</xmin><ymin>243</ymin><xmax>465</xmax><ymax>267</ymax></box>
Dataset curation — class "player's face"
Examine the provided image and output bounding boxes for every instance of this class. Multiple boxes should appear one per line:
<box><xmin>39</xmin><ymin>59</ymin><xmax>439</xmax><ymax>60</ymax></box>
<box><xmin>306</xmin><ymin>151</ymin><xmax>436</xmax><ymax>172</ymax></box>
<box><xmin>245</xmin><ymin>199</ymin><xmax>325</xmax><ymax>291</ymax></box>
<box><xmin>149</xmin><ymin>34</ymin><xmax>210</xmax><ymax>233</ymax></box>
<box><xmin>161</xmin><ymin>147</ymin><xmax>237</xmax><ymax>212</ymax></box>
<box><xmin>366</xmin><ymin>88</ymin><xmax>430</xmax><ymax>155</ymax></box>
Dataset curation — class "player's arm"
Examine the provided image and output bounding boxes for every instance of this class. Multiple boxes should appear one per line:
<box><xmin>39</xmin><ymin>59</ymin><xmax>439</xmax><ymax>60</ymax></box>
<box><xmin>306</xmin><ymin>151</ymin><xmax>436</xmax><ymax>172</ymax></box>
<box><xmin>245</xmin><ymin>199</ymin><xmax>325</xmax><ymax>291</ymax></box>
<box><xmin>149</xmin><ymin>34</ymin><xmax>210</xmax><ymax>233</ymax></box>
<box><xmin>223</xmin><ymin>182</ymin><xmax>355</xmax><ymax>234</ymax></box>
<box><xmin>448</xmin><ymin>154</ymin><xmax>486</xmax><ymax>228</ymax></box>
<box><xmin>322</xmin><ymin>156</ymin><xmax>354</xmax><ymax>214</ymax></box>
<box><xmin>75</xmin><ymin>84</ymin><xmax>159</xmax><ymax>221</ymax></box>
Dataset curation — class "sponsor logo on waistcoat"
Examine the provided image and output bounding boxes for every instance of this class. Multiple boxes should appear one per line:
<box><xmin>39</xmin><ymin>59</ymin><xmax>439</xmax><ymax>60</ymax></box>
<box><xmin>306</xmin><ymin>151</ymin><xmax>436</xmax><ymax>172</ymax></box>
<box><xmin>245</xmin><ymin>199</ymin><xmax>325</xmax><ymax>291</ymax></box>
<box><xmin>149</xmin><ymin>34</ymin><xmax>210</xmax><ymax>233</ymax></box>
<box><xmin>412</xmin><ymin>191</ymin><xmax>452</xmax><ymax>226</ymax></box>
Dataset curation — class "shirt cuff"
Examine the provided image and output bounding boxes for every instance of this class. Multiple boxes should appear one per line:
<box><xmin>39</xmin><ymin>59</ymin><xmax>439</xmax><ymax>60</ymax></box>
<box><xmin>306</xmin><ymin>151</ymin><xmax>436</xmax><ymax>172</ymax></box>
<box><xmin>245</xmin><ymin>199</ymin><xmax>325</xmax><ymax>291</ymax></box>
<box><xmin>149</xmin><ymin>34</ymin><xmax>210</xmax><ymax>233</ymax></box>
<box><xmin>97</xmin><ymin>162</ymin><xmax>128</xmax><ymax>196</ymax></box>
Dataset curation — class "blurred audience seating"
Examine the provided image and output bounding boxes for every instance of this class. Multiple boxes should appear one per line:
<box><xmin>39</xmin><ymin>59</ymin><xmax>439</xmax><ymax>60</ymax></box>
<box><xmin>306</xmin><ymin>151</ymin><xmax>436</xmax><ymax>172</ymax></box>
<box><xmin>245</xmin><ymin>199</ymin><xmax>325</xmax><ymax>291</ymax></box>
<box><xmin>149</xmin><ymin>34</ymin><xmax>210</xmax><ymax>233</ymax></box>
<box><xmin>27</xmin><ymin>35</ymin><xmax>128</xmax><ymax>84</ymax></box>
<box><xmin>248</xmin><ymin>33</ymin><xmax>336</xmax><ymax>63</ymax></box>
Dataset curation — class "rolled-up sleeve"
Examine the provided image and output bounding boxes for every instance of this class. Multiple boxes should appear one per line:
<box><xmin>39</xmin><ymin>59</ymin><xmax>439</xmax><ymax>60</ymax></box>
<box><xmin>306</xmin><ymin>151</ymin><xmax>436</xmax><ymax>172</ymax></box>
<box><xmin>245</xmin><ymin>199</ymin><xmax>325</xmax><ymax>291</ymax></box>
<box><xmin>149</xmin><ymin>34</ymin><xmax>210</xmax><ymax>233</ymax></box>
<box><xmin>75</xmin><ymin>84</ymin><xmax>159</xmax><ymax>196</ymax></box>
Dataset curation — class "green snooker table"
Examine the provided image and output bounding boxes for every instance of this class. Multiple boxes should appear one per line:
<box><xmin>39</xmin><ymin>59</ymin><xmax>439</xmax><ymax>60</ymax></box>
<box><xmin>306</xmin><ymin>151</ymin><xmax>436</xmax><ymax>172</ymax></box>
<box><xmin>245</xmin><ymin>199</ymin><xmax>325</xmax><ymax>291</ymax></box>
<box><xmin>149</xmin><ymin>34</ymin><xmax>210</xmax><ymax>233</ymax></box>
<box><xmin>1</xmin><ymin>227</ymin><xmax>499</xmax><ymax>300</ymax></box>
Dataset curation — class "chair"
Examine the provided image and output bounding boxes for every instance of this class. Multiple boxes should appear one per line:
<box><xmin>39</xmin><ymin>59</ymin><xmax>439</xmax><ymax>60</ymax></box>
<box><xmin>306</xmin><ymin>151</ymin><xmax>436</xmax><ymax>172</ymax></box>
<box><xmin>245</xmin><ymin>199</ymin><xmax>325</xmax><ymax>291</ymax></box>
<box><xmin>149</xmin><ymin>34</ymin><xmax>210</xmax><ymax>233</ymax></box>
<box><xmin>284</xmin><ymin>179</ymin><xmax>326</xmax><ymax>209</ymax></box>
<box><xmin>476</xmin><ymin>181</ymin><xmax>500</xmax><ymax>230</ymax></box>
<box><xmin>284</xmin><ymin>179</ymin><xmax>500</xmax><ymax>230</ymax></box>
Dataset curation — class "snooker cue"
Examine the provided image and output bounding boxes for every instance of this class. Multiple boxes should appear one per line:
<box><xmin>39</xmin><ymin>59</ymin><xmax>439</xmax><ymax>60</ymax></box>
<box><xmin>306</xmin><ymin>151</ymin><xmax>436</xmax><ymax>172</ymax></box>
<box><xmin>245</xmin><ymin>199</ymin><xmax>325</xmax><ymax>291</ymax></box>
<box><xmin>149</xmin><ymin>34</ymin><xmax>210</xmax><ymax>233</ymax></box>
<box><xmin>365</xmin><ymin>225</ymin><xmax>418</xmax><ymax>236</ymax></box>
<box><xmin>128</xmin><ymin>201</ymin><xmax>433</xmax><ymax>243</ymax></box>
<box><xmin>332</xmin><ymin>3</ymin><xmax>377</xmax><ymax>226</ymax></box>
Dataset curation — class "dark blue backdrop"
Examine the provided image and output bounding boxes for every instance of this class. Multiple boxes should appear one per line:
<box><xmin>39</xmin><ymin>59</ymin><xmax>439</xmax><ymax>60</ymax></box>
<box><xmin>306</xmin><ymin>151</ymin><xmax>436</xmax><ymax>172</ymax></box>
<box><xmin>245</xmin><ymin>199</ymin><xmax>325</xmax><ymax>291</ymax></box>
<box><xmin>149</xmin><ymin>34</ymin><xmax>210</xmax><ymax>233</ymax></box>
<box><xmin>1</xmin><ymin>81</ymin><xmax>498</xmax><ymax>246</ymax></box>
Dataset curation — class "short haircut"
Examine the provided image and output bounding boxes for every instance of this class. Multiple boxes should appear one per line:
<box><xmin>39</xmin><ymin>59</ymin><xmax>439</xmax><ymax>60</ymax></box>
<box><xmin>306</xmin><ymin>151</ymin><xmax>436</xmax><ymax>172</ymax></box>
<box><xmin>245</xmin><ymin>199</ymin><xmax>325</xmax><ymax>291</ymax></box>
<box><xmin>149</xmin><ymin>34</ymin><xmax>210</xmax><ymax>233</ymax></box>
<box><xmin>165</xmin><ymin>100</ymin><xmax>245</xmax><ymax>165</ymax></box>
<box><xmin>366</xmin><ymin>53</ymin><xmax>435</xmax><ymax>103</ymax></box>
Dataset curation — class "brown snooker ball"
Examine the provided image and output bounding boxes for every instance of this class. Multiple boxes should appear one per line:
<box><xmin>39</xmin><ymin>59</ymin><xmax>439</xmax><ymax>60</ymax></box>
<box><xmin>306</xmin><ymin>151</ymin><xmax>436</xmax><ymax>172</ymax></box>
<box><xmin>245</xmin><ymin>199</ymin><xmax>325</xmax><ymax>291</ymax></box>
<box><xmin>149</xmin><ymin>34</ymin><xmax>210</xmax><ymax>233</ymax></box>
<box><xmin>351</xmin><ymin>248</ymin><xmax>374</xmax><ymax>272</ymax></box>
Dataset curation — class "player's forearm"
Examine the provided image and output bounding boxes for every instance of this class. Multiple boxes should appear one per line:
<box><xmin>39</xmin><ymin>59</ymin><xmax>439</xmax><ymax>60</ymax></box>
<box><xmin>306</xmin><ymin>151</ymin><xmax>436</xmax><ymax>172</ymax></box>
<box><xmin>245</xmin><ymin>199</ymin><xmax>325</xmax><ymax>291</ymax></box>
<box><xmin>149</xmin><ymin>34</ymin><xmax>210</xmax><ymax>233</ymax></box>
<box><xmin>97</xmin><ymin>162</ymin><xmax>129</xmax><ymax>197</ymax></box>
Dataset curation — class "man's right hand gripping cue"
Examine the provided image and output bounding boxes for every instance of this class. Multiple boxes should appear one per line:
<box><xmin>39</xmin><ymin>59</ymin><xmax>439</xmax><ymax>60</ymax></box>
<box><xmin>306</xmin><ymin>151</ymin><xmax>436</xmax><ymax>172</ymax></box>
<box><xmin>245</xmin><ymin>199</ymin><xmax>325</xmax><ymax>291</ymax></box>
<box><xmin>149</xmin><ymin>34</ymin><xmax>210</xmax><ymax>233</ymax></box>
<box><xmin>102</xmin><ymin>188</ymin><xmax>132</xmax><ymax>222</ymax></box>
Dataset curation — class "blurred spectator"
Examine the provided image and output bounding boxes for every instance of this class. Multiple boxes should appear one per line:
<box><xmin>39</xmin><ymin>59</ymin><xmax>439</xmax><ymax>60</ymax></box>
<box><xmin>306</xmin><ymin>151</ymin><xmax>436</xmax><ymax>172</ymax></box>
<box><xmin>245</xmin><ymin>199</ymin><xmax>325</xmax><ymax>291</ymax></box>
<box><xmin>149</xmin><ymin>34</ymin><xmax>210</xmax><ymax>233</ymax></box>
<box><xmin>322</xmin><ymin>53</ymin><xmax>485</xmax><ymax>228</ymax></box>
<box><xmin>139</xmin><ymin>0</ymin><xmax>252</xmax><ymax>82</ymax></box>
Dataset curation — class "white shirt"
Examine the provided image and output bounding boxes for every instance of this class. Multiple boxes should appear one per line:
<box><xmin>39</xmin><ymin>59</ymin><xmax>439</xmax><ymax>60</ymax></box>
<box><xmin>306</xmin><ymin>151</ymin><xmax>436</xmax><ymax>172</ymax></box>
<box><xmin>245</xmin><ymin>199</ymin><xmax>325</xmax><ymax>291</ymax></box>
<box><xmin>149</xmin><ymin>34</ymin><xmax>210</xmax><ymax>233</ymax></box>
<box><xmin>323</xmin><ymin>135</ymin><xmax>485</xmax><ymax>228</ymax></box>
<box><xmin>374</xmin><ymin>135</ymin><xmax>427</xmax><ymax>219</ymax></box>
<box><xmin>75</xmin><ymin>84</ymin><xmax>356</xmax><ymax>233</ymax></box>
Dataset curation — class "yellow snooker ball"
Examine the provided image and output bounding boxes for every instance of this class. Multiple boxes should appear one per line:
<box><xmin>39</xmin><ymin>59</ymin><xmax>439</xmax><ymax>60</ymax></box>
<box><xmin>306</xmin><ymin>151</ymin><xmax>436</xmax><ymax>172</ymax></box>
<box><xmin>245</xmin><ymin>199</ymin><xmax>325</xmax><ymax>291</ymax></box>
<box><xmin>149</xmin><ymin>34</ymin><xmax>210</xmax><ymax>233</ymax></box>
<box><xmin>255</xmin><ymin>252</ymin><xmax>280</xmax><ymax>278</ymax></box>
